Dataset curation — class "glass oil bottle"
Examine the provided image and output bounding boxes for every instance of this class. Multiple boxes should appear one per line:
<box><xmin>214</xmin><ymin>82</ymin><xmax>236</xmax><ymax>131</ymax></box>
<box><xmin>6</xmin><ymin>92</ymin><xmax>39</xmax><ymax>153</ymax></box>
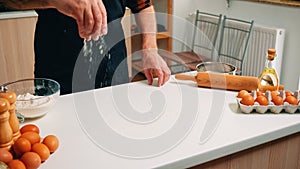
<box><xmin>258</xmin><ymin>49</ymin><xmax>279</xmax><ymax>92</ymax></box>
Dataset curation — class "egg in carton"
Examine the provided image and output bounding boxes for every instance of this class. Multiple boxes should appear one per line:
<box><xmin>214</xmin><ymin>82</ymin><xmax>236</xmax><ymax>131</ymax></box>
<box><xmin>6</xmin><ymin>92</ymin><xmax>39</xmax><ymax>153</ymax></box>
<box><xmin>284</xmin><ymin>90</ymin><xmax>300</xmax><ymax>113</ymax></box>
<box><xmin>237</xmin><ymin>90</ymin><xmax>300</xmax><ymax>114</ymax></box>
<box><xmin>236</xmin><ymin>92</ymin><xmax>260</xmax><ymax>114</ymax></box>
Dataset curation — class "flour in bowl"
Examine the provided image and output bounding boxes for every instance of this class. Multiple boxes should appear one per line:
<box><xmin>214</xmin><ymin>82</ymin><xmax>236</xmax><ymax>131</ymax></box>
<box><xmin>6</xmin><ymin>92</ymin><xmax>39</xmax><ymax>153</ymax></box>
<box><xmin>16</xmin><ymin>93</ymin><xmax>57</xmax><ymax>118</ymax></box>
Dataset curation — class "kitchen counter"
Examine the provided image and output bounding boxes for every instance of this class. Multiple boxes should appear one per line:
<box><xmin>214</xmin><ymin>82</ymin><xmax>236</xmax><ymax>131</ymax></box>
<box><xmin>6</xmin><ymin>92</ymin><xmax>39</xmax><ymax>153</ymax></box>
<box><xmin>26</xmin><ymin>73</ymin><xmax>300</xmax><ymax>169</ymax></box>
<box><xmin>0</xmin><ymin>10</ymin><xmax>37</xmax><ymax>19</ymax></box>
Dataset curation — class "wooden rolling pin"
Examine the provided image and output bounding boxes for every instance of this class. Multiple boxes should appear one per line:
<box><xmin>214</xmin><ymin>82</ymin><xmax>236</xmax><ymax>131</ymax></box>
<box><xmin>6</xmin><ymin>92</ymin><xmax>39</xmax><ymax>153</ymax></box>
<box><xmin>175</xmin><ymin>72</ymin><xmax>259</xmax><ymax>91</ymax></box>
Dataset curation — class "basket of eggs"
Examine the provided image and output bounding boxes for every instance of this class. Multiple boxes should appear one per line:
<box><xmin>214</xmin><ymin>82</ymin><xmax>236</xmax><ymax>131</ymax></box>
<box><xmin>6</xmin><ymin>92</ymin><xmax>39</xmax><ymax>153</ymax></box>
<box><xmin>237</xmin><ymin>90</ymin><xmax>300</xmax><ymax>114</ymax></box>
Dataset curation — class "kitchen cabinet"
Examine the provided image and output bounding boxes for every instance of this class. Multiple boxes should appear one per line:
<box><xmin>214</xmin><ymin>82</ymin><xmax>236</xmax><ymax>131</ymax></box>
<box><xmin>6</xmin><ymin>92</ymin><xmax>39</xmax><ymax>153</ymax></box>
<box><xmin>0</xmin><ymin>10</ymin><xmax>37</xmax><ymax>85</ymax></box>
<box><xmin>128</xmin><ymin>0</ymin><xmax>173</xmax><ymax>78</ymax></box>
<box><xmin>190</xmin><ymin>132</ymin><xmax>300</xmax><ymax>169</ymax></box>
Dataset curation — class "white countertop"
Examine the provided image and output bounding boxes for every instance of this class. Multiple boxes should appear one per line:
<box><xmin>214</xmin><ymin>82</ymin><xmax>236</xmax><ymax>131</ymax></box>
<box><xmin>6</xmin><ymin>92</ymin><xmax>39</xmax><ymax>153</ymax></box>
<box><xmin>26</xmin><ymin>74</ymin><xmax>300</xmax><ymax>169</ymax></box>
<box><xmin>0</xmin><ymin>10</ymin><xmax>37</xmax><ymax>20</ymax></box>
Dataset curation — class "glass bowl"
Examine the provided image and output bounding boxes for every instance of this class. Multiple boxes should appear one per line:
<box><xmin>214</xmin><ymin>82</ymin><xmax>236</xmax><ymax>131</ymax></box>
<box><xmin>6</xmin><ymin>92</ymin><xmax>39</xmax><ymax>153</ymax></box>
<box><xmin>1</xmin><ymin>78</ymin><xmax>60</xmax><ymax>119</ymax></box>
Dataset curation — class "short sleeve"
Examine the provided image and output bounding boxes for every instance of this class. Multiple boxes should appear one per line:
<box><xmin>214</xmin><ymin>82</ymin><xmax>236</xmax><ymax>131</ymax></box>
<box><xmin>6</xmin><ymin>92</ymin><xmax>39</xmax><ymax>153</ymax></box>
<box><xmin>126</xmin><ymin>0</ymin><xmax>152</xmax><ymax>13</ymax></box>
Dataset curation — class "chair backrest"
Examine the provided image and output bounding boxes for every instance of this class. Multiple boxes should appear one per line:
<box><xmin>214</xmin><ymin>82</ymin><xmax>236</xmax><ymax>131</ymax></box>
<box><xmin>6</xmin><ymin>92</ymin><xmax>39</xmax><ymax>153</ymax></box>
<box><xmin>217</xmin><ymin>16</ymin><xmax>254</xmax><ymax>75</ymax></box>
<box><xmin>191</xmin><ymin>10</ymin><xmax>222</xmax><ymax>60</ymax></box>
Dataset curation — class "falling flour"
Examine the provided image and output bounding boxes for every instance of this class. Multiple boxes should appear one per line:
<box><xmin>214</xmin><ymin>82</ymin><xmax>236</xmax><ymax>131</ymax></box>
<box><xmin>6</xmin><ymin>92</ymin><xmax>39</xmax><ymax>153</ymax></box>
<box><xmin>83</xmin><ymin>36</ymin><xmax>108</xmax><ymax>80</ymax></box>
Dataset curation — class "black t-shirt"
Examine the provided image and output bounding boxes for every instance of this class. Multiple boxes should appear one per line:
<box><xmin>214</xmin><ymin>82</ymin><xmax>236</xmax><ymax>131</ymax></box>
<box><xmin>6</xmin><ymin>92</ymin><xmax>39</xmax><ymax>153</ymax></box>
<box><xmin>34</xmin><ymin>1</ymin><xmax>123</xmax><ymax>94</ymax></box>
<box><xmin>34</xmin><ymin>0</ymin><xmax>152</xmax><ymax>94</ymax></box>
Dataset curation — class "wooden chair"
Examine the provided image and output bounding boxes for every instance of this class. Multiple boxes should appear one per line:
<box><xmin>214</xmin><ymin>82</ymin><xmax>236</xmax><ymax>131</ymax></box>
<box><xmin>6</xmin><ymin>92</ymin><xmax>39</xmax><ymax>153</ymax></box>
<box><xmin>161</xmin><ymin>10</ymin><xmax>222</xmax><ymax>73</ymax></box>
<box><xmin>217</xmin><ymin>16</ymin><xmax>254</xmax><ymax>75</ymax></box>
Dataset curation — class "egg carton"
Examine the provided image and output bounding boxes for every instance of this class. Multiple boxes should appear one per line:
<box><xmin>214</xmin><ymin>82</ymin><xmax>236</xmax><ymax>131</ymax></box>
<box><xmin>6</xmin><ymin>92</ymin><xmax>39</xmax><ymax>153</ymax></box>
<box><xmin>237</xmin><ymin>90</ymin><xmax>300</xmax><ymax>114</ymax></box>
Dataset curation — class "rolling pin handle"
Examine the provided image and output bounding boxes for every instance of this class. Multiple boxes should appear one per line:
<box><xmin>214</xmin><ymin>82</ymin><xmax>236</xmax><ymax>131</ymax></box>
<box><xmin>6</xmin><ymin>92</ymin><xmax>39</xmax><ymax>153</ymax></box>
<box><xmin>175</xmin><ymin>74</ymin><xmax>197</xmax><ymax>82</ymax></box>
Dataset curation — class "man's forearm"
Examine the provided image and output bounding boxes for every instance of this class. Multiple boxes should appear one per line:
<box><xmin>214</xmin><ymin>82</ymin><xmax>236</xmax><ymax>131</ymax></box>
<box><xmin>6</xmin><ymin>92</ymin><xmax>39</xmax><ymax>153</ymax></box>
<box><xmin>0</xmin><ymin>0</ymin><xmax>51</xmax><ymax>10</ymax></box>
<box><xmin>134</xmin><ymin>5</ymin><xmax>158</xmax><ymax>49</ymax></box>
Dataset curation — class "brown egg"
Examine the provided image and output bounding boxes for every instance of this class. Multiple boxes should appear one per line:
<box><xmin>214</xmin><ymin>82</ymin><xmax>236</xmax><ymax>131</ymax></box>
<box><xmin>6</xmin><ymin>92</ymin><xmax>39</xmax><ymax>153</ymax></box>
<box><xmin>7</xmin><ymin>160</ymin><xmax>26</xmax><ymax>169</ymax></box>
<box><xmin>20</xmin><ymin>152</ymin><xmax>41</xmax><ymax>169</ymax></box>
<box><xmin>271</xmin><ymin>91</ymin><xmax>279</xmax><ymax>99</ymax></box>
<box><xmin>255</xmin><ymin>96</ymin><xmax>268</xmax><ymax>106</ymax></box>
<box><xmin>20</xmin><ymin>124</ymin><xmax>40</xmax><ymax>134</ymax></box>
<box><xmin>237</xmin><ymin>90</ymin><xmax>249</xmax><ymax>98</ymax></box>
<box><xmin>20</xmin><ymin>132</ymin><xmax>41</xmax><ymax>145</ymax></box>
<box><xmin>42</xmin><ymin>135</ymin><xmax>59</xmax><ymax>153</ymax></box>
<box><xmin>272</xmin><ymin>95</ymin><xmax>284</xmax><ymax>106</ymax></box>
<box><xmin>0</xmin><ymin>148</ymin><xmax>13</xmax><ymax>164</ymax></box>
<box><xmin>31</xmin><ymin>143</ymin><xmax>50</xmax><ymax>162</ymax></box>
<box><xmin>240</xmin><ymin>95</ymin><xmax>254</xmax><ymax>106</ymax></box>
<box><xmin>13</xmin><ymin>138</ymin><xmax>31</xmax><ymax>156</ymax></box>
<box><xmin>285</xmin><ymin>91</ymin><xmax>294</xmax><ymax>97</ymax></box>
<box><xmin>285</xmin><ymin>95</ymin><xmax>298</xmax><ymax>105</ymax></box>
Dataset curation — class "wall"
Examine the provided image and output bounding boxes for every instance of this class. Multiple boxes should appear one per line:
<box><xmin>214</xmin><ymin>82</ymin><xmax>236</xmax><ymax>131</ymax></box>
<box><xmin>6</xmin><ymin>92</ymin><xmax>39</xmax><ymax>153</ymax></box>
<box><xmin>172</xmin><ymin>0</ymin><xmax>300</xmax><ymax>91</ymax></box>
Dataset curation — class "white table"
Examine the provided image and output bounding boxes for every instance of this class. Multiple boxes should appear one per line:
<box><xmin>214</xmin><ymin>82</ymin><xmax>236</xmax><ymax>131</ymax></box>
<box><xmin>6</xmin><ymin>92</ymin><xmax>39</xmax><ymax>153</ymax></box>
<box><xmin>27</xmin><ymin>75</ymin><xmax>300</xmax><ymax>169</ymax></box>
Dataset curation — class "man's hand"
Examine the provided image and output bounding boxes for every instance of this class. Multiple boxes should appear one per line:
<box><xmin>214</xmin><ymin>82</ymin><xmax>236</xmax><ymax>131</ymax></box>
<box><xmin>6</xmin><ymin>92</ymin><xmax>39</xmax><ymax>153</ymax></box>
<box><xmin>50</xmin><ymin>0</ymin><xmax>107</xmax><ymax>40</ymax></box>
<box><xmin>134</xmin><ymin>6</ymin><xmax>171</xmax><ymax>87</ymax></box>
<box><xmin>142</xmin><ymin>49</ymin><xmax>171</xmax><ymax>87</ymax></box>
<box><xmin>0</xmin><ymin>0</ymin><xmax>107</xmax><ymax>40</ymax></box>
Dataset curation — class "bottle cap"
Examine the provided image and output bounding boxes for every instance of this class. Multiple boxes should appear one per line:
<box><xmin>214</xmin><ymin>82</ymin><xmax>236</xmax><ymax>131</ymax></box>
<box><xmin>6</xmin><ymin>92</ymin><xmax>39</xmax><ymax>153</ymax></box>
<box><xmin>267</xmin><ymin>49</ymin><xmax>276</xmax><ymax>61</ymax></box>
<box><xmin>268</xmin><ymin>49</ymin><xmax>276</xmax><ymax>54</ymax></box>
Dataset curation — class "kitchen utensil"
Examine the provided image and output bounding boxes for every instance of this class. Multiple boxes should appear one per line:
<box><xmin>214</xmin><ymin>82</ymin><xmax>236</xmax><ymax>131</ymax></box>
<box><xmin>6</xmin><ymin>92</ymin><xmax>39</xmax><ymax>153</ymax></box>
<box><xmin>196</xmin><ymin>62</ymin><xmax>236</xmax><ymax>75</ymax></box>
<box><xmin>0</xmin><ymin>90</ymin><xmax>21</xmax><ymax>141</ymax></box>
<box><xmin>175</xmin><ymin>72</ymin><xmax>259</xmax><ymax>91</ymax></box>
<box><xmin>0</xmin><ymin>98</ymin><xmax>13</xmax><ymax>149</ymax></box>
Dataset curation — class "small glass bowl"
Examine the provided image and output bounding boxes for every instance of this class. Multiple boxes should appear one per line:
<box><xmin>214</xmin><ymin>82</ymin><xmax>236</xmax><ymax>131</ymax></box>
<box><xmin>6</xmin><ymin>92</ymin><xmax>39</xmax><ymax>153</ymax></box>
<box><xmin>1</xmin><ymin>78</ymin><xmax>60</xmax><ymax>119</ymax></box>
